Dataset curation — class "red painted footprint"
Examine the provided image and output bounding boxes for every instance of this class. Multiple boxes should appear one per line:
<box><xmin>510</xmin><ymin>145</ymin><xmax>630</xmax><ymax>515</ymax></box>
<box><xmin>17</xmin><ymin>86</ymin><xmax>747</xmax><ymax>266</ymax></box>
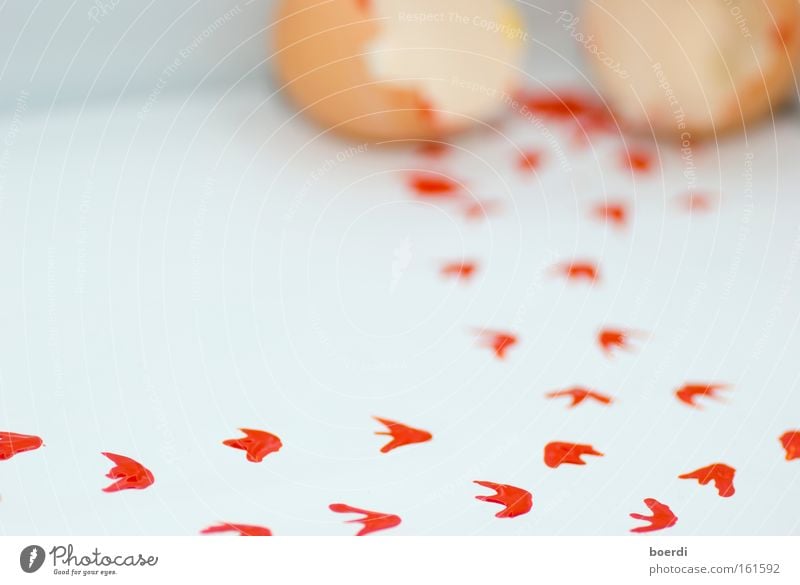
<box><xmin>475</xmin><ymin>329</ymin><xmax>518</xmax><ymax>359</ymax></box>
<box><xmin>201</xmin><ymin>523</ymin><xmax>272</xmax><ymax>536</ymax></box>
<box><xmin>592</xmin><ymin>202</ymin><xmax>628</xmax><ymax>229</ymax></box>
<box><xmin>462</xmin><ymin>199</ymin><xmax>501</xmax><ymax>221</ymax></box>
<box><xmin>374</xmin><ymin>417</ymin><xmax>432</xmax><ymax>453</ymax></box>
<box><xmin>417</xmin><ymin>141</ymin><xmax>449</xmax><ymax>158</ymax></box>
<box><xmin>223</xmin><ymin>428</ymin><xmax>282</xmax><ymax>462</ymax></box>
<box><xmin>0</xmin><ymin>431</ymin><xmax>43</xmax><ymax>461</ymax></box>
<box><xmin>679</xmin><ymin>463</ymin><xmax>736</xmax><ymax>497</ymax></box>
<box><xmin>515</xmin><ymin>91</ymin><xmax>612</xmax><ymax>134</ymax></box>
<box><xmin>544</xmin><ymin>442</ymin><xmax>603</xmax><ymax>468</ymax></box>
<box><xmin>474</xmin><ymin>481</ymin><xmax>533</xmax><ymax>518</ymax></box>
<box><xmin>408</xmin><ymin>173</ymin><xmax>462</xmax><ymax>199</ymax></box>
<box><xmin>329</xmin><ymin>503</ymin><xmax>401</xmax><ymax>536</ymax></box>
<box><xmin>441</xmin><ymin>261</ymin><xmax>477</xmax><ymax>281</ymax></box>
<box><xmin>552</xmin><ymin>261</ymin><xmax>599</xmax><ymax>284</ymax></box>
<box><xmin>598</xmin><ymin>327</ymin><xmax>644</xmax><ymax>357</ymax></box>
<box><xmin>680</xmin><ymin>192</ymin><xmax>714</xmax><ymax>212</ymax></box>
<box><xmin>518</xmin><ymin>149</ymin><xmax>544</xmax><ymax>172</ymax></box>
<box><xmin>630</xmin><ymin>498</ymin><xmax>678</xmax><ymax>533</ymax></box>
<box><xmin>101</xmin><ymin>452</ymin><xmax>154</xmax><ymax>492</ymax></box>
<box><xmin>546</xmin><ymin>387</ymin><xmax>613</xmax><ymax>408</ymax></box>
<box><xmin>780</xmin><ymin>431</ymin><xmax>800</xmax><ymax>461</ymax></box>
<box><xmin>622</xmin><ymin>149</ymin><xmax>654</xmax><ymax>173</ymax></box>
<box><xmin>675</xmin><ymin>384</ymin><xmax>729</xmax><ymax>408</ymax></box>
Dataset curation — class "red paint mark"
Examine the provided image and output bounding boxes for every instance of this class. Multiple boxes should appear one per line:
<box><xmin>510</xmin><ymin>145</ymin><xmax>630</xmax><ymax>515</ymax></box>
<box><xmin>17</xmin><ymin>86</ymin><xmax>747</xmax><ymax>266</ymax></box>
<box><xmin>0</xmin><ymin>431</ymin><xmax>43</xmax><ymax>461</ymax></box>
<box><xmin>518</xmin><ymin>92</ymin><xmax>599</xmax><ymax>119</ymax></box>
<box><xmin>441</xmin><ymin>261</ymin><xmax>477</xmax><ymax>281</ymax></box>
<box><xmin>374</xmin><ymin>417</ymin><xmax>432</xmax><ymax>453</ymax></box>
<box><xmin>598</xmin><ymin>328</ymin><xmax>643</xmax><ymax>357</ymax></box>
<box><xmin>680</xmin><ymin>192</ymin><xmax>714</xmax><ymax>212</ymax></box>
<box><xmin>592</xmin><ymin>201</ymin><xmax>628</xmax><ymax>229</ymax></box>
<box><xmin>679</xmin><ymin>463</ymin><xmax>736</xmax><ymax>497</ymax></box>
<box><xmin>544</xmin><ymin>441</ymin><xmax>603</xmax><ymax>468</ymax></box>
<box><xmin>407</xmin><ymin>173</ymin><xmax>462</xmax><ymax>198</ymax></box>
<box><xmin>463</xmin><ymin>199</ymin><xmax>501</xmax><ymax>220</ymax></box>
<box><xmin>201</xmin><ymin>523</ymin><xmax>272</xmax><ymax>536</ymax></box>
<box><xmin>474</xmin><ymin>480</ymin><xmax>533</xmax><ymax>518</ymax></box>
<box><xmin>630</xmin><ymin>498</ymin><xmax>678</xmax><ymax>533</ymax></box>
<box><xmin>518</xmin><ymin>149</ymin><xmax>544</xmax><ymax>172</ymax></box>
<box><xmin>622</xmin><ymin>149</ymin><xmax>653</xmax><ymax>173</ymax></box>
<box><xmin>101</xmin><ymin>452</ymin><xmax>154</xmax><ymax>492</ymax></box>
<box><xmin>675</xmin><ymin>383</ymin><xmax>729</xmax><ymax>408</ymax></box>
<box><xmin>553</xmin><ymin>261</ymin><xmax>599</xmax><ymax>283</ymax></box>
<box><xmin>515</xmin><ymin>90</ymin><xmax>613</xmax><ymax>134</ymax></box>
<box><xmin>475</xmin><ymin>329</ymin><xmax>518</xmax><ymax>359</ymax></box>
<box><xmin>780</xmin><ymin>430</ymin><xmax>800</xmax><ymax>461</ymax></box>
<box><xmin>417</xmin><ymin>141</ymin><xmax>449</xmax><ymax>158</ymax></box>
<box><xmin>773</xmin><ymin>20</ymin><xmax>797</xmax><ymax>48</ymax></box>
<box><xmin>329</xmin><ymin>503</ymin><xmax>401</xmax><ymax>536</ymax></box>
<box><xmin>223</xmin><ymin>428</ymin><xmax>282</xmax><ymax>462</ymax></box>
<box><xmin>546</xmin><ymin>387</ymin><xmax>613</xmax><ymax>408</ymax></box>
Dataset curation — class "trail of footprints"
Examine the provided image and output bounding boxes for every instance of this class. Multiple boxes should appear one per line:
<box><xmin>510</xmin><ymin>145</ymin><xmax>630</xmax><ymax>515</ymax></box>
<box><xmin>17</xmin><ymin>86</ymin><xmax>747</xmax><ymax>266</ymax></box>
<box><xmin>2</xmin><ymin>92</ymin><xmax>798</xmax><ymax>535</ymax></box>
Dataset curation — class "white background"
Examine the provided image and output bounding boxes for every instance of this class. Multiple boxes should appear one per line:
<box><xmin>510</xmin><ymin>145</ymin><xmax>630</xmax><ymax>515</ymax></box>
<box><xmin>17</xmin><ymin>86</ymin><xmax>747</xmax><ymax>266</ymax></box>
<box><xmin>0</xmin><ymin>537</ymin><xmax>798</xmax><ymax>583</ymax></box>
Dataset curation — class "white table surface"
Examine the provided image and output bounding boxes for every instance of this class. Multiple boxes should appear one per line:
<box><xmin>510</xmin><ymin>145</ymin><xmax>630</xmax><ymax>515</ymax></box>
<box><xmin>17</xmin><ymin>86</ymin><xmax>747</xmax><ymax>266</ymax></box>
<box><xmin>1</xmin><ymin>40</ymin><xmax>800</xmax><ymax>536</ymax></box>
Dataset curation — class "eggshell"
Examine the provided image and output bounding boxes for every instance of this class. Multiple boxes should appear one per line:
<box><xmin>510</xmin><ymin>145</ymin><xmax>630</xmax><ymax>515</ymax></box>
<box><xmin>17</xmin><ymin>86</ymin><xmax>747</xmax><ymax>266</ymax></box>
<box><xmin>273</xmin><ymin>0</ymin><xmax>525</xmax><ymax>140</ymax></box>
<box><xmin>581</xmin><ymin>0</ymin><xmax>800</xmax><ymax>138</ymax></box>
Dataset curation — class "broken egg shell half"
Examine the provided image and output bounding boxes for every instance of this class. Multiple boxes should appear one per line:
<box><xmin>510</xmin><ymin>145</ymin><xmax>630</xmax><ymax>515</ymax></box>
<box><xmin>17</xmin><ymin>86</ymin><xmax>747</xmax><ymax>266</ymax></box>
<box><xmin>273</xmin><ymin>0</ymin><xmax>526</xmax><ymax>141</ymax></box>
<box><xmin>581</xmin><ymin>0</ymin><xmax>800</xmax><ymax>139</ymax></box>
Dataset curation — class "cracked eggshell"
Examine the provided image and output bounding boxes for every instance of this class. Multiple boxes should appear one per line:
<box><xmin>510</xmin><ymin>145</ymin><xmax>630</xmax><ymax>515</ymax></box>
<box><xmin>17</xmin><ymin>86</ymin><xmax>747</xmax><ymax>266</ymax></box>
<box><xmin>273</xmin><ymin>0</ymin><xmax>525</xmax><ymax>141</ymax></box>
<box><xmin>582</xmin><ymin>0</ymin><xmax>800</xmax><ymax>138</ymax></box>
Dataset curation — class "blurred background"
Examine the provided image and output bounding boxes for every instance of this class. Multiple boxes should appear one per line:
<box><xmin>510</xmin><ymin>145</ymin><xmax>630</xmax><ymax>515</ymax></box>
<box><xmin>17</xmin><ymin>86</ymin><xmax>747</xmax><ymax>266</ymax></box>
<box><xmin>0</xmin><ymin>0</ymin><xmax>581</xmax><ymax>110</ymax></box>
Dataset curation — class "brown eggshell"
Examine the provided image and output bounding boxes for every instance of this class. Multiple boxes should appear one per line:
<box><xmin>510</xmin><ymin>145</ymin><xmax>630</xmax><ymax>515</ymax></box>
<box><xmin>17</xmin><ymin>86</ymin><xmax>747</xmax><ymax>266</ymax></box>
<box><xmin>581</xmin><ymin>0</ymin><xmax>800</xmax><ymax>138</ymax></box>
<box><xmin>272</xmin><ymin>0</ymin><xmax>524</xmax><ymax>141</ymax></box>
